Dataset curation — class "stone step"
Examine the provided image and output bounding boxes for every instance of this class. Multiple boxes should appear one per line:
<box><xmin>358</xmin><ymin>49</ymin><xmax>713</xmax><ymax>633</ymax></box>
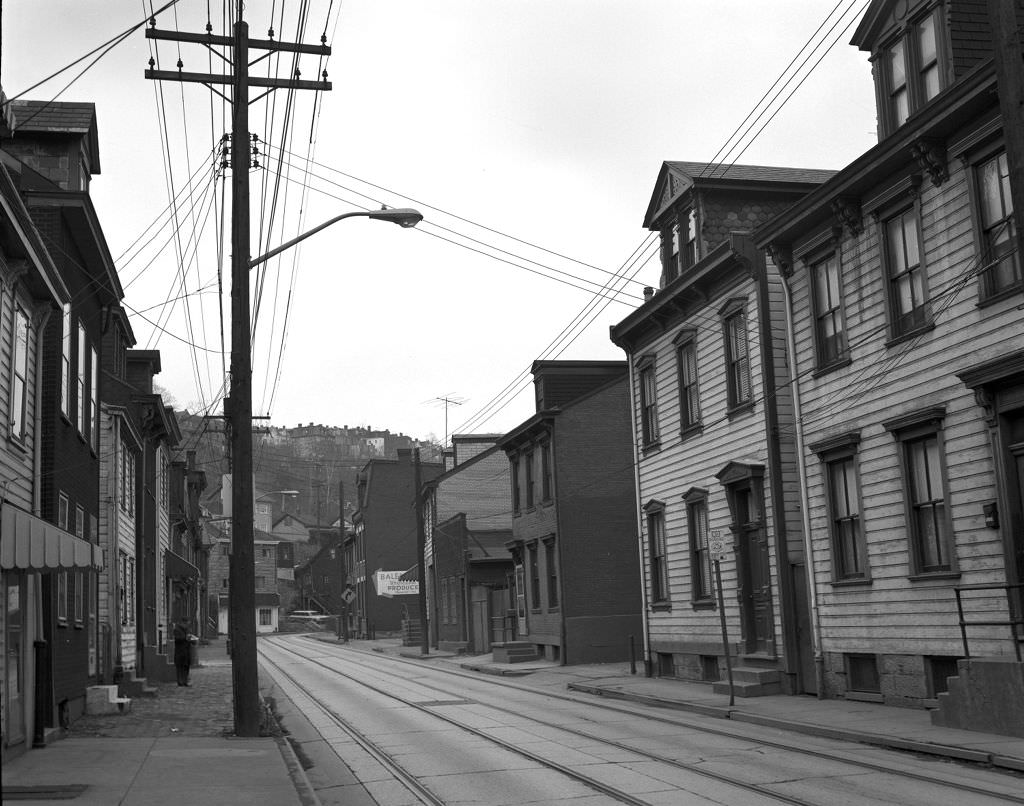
<box><xmin>118</xmin><ymin>674</ymin><xmax>158</xmax><ymax>698</ymax></box>
<box><xmin>492</xmin><ymin>642</ymin><xmax>540</xmax><ymax>664</ymax></box>
<box><xmin>712</xmin><ymin>665</ymin><xmax>782</xmax><ymax>697</ymax></box>
<box><xmin>85</xmin><ymin>685</ymin><xmax>132</xmax><ymax>715</ymax></box>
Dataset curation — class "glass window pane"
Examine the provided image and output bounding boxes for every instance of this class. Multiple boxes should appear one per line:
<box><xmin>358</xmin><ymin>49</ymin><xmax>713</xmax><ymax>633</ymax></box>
<box><xmin>889</xmin><ymin>40</ymin><xmax>906</xmax><ymax>87</ymax></box>
<box><xmin>979</xmin><ymin>158</ymin><xmax>1003</xmax><ymax>227</ymax></box>
<box><xmin>919</xmin><ymin>14</ymin><xmax>936</xmax><ymax>64</ymax></box>
<box><xmin>903</xmin><ymin>212</ymin><xmax>920</xmax><ymax>267</ymax></box>
<box><xmin>887</xmin><ymin>218</ymin><xmax>906</xmax><ymax>272</ymax></box>
<box><xmin>922</xmin><ymin>64</ymin><xmax>940</xmax><ymax>101</ymax></box>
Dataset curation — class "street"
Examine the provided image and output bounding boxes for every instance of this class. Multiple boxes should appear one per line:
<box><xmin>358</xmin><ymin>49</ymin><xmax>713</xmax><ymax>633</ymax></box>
<box><xmin>259</xmin><ymin>636</ymin><xmax>1024</xmax><ymax>806</ymax></box>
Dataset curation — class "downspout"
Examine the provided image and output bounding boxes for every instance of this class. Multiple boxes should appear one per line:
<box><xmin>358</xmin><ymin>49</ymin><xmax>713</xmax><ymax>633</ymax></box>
<box><xmin>781</xmin><ymin>271</ymin><xmax>825</xmax><ymax>698</ymax></box>
<box><xmin>751</xmin><ymin>241</ymin><xmax>800</xmax><ymax>692</ymax></box>
<box><xmin>626</xmin><ymin>351</ymin><xmax>652</xmax><ymax>676</ymax></box>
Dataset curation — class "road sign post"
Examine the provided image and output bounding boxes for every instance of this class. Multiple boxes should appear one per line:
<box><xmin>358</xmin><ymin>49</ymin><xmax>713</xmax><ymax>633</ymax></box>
<box><xmin>709</xmin><ymin>530</ymin><xmax>735</xmax><ymax>707</ymax></box>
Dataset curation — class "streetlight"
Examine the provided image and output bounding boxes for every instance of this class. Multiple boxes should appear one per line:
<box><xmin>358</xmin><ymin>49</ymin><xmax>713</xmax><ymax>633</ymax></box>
<box><xmin>230</xmin><ymin>206</ymin><xmax>422</xmax><ymax>736</ymax></box>
<box><xmin>248</xmin><ymin>208</ymin><xmax>423</xmax><ymax>268</ymax></box>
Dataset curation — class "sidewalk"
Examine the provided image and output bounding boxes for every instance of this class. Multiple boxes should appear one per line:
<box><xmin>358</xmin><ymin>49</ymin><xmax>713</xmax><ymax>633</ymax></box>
<box><xmin>1</xmin><ymin>636</ymin><xmax>315</xmax><ymax>806</ymax></box>
<box><xmin>367</xmin><ymin>637</ymin><xmax>1024</xmax><ymax>775</ymax></box>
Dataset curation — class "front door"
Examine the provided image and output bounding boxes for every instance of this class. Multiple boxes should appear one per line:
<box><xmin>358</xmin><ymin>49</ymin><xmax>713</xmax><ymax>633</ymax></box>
<box><xmin>999</xmin><ymin>406</ymin><xmax>1024</xmax><ymax>620</ymax></box>
<box><xmin>514</xmin><ymin>564</ymin><xmax>527</xmax><ymax>637</ymax></box>
<box><xmin>733</xmin><ymin>483</ymin><xmax>774</xmax><ymax>655</ymax></box>
<box><xmin>4</xmin><ymin>575</ymin><xmax>26</xmax><ymax>749</ymax></box>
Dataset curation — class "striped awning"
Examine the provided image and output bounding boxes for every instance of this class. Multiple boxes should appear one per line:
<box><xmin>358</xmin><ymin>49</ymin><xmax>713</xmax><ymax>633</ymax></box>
<box><xmin>1</xmin><ymin>503</ymin><xmax>104</xmax><ymax>571</ymax></box>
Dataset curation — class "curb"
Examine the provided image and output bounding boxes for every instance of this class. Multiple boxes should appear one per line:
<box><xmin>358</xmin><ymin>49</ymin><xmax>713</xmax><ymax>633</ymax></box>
<box><xmin>568</xmin><ymin>682</ymin><xmax>1024</xmax><ymax>773</ymax></box>
<box><xmin>274</xmin><ymin>731</ymin><xmax>322</xmax><ymax>806</ymax></box>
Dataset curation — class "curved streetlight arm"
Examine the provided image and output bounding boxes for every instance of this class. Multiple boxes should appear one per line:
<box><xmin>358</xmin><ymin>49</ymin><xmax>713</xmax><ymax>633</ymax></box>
<box><xmin>248</xmin><ymin>208</ymin><xmax>423</xmax><ymax>268</ymax></box>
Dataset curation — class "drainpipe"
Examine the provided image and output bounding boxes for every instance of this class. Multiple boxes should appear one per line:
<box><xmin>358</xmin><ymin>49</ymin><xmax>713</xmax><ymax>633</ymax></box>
<box><xmin>626</xmin><ymin>350</ymin><xmax>652</xmax><ymax>676</ymax></box>
<box><xmin>781</xmin><ymin>274</ymin><xmax>825</xmax><ymax>697</ymax></box>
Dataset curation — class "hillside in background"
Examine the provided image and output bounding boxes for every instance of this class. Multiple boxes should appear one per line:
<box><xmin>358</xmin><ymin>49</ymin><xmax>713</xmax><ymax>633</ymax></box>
<box><xmin>175</xmin><ymin>412</ymin><xmax>442</xmax><ymax>525</ymax></box>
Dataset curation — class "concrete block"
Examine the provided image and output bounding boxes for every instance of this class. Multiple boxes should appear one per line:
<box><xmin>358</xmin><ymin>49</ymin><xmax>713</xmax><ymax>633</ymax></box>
<box><xmin>85</xmin><ymin>685</ymin><xmax>132</xmax><ymax>715</ymax></box>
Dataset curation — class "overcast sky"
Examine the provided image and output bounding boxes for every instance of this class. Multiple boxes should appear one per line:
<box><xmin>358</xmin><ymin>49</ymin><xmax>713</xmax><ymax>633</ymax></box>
<box><xmin>2</xmin><ymin>1</ymin><xmax>877</xmax><ymax>444</ymax></box>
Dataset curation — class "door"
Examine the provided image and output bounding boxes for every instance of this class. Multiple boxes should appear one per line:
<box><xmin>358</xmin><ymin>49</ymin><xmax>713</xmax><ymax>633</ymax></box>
<box><xmin>733</xmin><ymin>483</ymin><xmax>774</xmax><ymax>655</ymax></box>
<box><xmin>514</xmin><ymin>564</ymin><xmax>527</xmax><ymax>637</ymax></box>
<box><xmin>999</xmin><ymin>406</ymin><xmax>1024</xmax><ymax>622</ymax></box>
<box><xmin>5</xmin><ymin>575</ymin><xmax>26</xmax><ymax>748</ymax></box>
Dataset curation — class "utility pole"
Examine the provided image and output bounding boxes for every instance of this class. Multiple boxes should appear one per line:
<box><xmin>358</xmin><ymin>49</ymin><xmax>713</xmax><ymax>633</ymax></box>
<box><xmin>145</xmin><ymin>4</ymin><xmax>330</xmax><ymax>737</ymax></box>
<box><xmin>337</xmin><ymin>479</ymin><xmax>348</xmax><ymax>642</ymax></box>
<box><xmin>413</xmin><ymin>449</ymin><xmax>429</xmax><ymax>655</ymax></box>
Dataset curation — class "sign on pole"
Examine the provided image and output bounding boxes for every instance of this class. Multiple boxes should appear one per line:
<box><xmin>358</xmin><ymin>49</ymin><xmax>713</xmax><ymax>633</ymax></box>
<box><xmin>709</xmin><ymin>529</ymin><xmax>727</xmax><ymax>562</ymax></box>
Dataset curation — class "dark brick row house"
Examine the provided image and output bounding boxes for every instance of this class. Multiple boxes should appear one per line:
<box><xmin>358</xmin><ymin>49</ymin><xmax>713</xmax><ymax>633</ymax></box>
<box><xmin>0</xmin><ymin>97</ymin><xmax>209</xmax><ymax>761</ymax></box>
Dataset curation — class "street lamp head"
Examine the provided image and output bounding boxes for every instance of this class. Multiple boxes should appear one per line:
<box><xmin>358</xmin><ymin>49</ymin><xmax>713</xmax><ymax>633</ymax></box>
<box><xmin>369</xmin><ymin>207</ymin><xmax>423</xmax><ymax>228</ymax></box>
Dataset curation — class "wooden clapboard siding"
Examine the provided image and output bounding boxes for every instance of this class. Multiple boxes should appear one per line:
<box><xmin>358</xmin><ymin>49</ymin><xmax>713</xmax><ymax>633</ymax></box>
<box><xmin>0</xmin><ymin>282</ymin><xmax>40</xmax><ymax>512</ymax></box>
<box><xmin>635</xmin><ymin>276</ymin><xmax>790</xmax><ymax>648</ymax></box>
<box><xmin>791</xmin><ymin>147</ymin><xmax>1022</xmax><ymax>660</ymax></box>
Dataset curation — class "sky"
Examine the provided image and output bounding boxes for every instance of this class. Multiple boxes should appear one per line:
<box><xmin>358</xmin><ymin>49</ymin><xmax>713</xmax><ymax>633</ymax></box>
<box><xmin>1</xmin><ymin>1</ymin><xmax>877</xmax><ymax>445</ymax></box>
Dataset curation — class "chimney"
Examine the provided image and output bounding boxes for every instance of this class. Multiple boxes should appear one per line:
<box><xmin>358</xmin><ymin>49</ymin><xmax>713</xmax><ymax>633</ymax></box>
<box><xmin>643</xmin><ymin>286</ymin><xmax>655</xmax><ymax>301</ymax></box>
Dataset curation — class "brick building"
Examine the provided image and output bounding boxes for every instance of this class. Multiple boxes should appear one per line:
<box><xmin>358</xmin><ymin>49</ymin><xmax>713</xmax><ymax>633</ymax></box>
<box><xmin>350</xmin><ymin>450</ymin><xmax>442</xmax><ymax>636</ymax></box>
<box><xmin>498</xmin><ymin>361</ymin><xmax>643</xmax><ymax>664</ymax></box>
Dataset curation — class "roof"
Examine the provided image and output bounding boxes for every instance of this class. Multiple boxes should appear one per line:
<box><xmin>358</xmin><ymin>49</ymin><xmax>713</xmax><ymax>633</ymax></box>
<box><xmin>9</xmin><ymin>100</ymin><xmax>101</xmax><ymax>174</ymax></box>
<box><xmin>644</xmin><ymin>161</ymin><xmax>837</xmax><ymax>229</ymax></box>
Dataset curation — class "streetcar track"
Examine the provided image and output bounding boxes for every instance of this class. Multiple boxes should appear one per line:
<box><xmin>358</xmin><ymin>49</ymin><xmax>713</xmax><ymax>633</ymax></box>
<box><xmin>291</xmin><ymin>634</ymin><xmax>1024</xmax><ymax>802</ymax></box>
<box><xmin>263</xmin><ymin>636</ymin><xmax>1019</xmax><ymax>806</ymax></box>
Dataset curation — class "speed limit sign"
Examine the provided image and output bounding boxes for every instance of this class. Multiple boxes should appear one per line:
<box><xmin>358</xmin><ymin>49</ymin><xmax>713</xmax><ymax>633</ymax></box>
<box><xmin>709</xmin><ymin>530</ymin><xmax>727</xmax><ymax>562</ymax></box>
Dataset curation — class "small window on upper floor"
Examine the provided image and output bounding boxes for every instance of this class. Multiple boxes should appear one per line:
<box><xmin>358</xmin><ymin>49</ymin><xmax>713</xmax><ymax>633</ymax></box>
<box><xmin>661</xmin><ymin>209</ymin><xmax>698</xmax><ymax>286</ymax></box>
<box><xmin>973</xmin><ymin>150</ymin><xmax>1022</xmax><ymax>302</ymax></box>
<box><xmin>879</xmin><ymin>6</ymin><xmax>945</xmax><ymax>135</ymax></box>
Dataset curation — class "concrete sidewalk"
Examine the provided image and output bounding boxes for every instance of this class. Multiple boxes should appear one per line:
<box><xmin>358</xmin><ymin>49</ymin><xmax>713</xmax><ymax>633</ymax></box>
<box><xmin>346</xmin><ymin>636</ymin><xmax>1024</xmax><ymax>775</ymax></box>
<box><xmin>1</xmin><ymin>636</ymin><xmax>315</xmax><ymax>806</ymax></box>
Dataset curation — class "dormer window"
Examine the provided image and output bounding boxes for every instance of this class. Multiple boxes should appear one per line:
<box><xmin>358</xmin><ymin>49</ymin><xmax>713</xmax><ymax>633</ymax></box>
<box><xmin>879</xmin><ymin>6</ymin><xmax>944</xmax><ymax>134</ymax></box>
<box><xmin>662</xmin><ymin>208</ymin><xmax>698</xmax><ymax>286</ymax></box>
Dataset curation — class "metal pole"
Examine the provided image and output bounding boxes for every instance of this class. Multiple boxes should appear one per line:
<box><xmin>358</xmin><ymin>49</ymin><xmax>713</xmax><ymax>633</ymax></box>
<box><xmin>714</xmin><ymin>559</ymin><xmax>735</xmax><ymax>707</ymax></box>
<box><xmin>228</xmin><ymin>11</ymin><xmax>260</xmax><ymax>738</ymax></box>
<box><xmin>337</xmin><ymin>479</ymin><xmax>348</xmax><ymax>642</ymax></box>
<box><xmin>413</xmin><ymin>449</ymin><xmax>429</xmax><ymax>655</ymax></box>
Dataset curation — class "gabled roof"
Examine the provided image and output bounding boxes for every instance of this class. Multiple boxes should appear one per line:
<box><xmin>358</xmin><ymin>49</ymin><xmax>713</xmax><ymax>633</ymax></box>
<box><xmin>644</xmin><ymin>161</ymin><xmax>837</xmax><ymax>229</ymax></box>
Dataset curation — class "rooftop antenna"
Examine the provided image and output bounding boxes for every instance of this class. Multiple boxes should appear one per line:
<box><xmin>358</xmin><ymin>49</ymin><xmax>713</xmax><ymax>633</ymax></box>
<box><xmin>423</xmin><ymin>394</ymin><xmax>466</xmax><ymax>447</ymax></box>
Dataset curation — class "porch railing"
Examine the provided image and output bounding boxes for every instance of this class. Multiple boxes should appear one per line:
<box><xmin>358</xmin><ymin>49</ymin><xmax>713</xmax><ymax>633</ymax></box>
<box><xmin>953</xmin><ymin>582</ymin><xmax>1024</xmax><ymax>662</ymax></box>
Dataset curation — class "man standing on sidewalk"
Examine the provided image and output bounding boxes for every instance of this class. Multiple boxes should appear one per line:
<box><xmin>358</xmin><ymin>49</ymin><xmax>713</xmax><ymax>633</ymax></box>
<box><xmin>173</xmin><ymin>619</ymin><xmax>195</xmax><ymax>686</ymax></box>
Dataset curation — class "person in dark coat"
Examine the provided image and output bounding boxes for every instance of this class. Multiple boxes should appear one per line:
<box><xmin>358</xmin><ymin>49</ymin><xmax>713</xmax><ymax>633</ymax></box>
<box><xmin>172</xmin><ymin>618</ymin><xmax>193</xmax><ymax>686</ymax></box>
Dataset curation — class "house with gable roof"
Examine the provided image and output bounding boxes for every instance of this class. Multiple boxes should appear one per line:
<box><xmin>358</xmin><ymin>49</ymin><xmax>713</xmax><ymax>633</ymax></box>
<box><xmin>610</xmin><ymin>161</ymin><xmax>834</xmax><ymax>694</ymax></box>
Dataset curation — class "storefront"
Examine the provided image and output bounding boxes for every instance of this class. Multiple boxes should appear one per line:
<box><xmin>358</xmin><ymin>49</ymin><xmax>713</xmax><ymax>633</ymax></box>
<box><xmin>1</xmin><ymin>503</ymin><xmax>104</xmax><ymax>761</ymax></box>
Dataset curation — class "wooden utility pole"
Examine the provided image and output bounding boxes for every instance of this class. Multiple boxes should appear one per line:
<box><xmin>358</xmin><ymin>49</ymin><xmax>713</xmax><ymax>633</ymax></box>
<box><xmin>413</xmin><ymin>448</ymin><xmax>429</xmax><ymax>655</ymax></box>
<box><xmin>144</xmin><ymin>4</ymin><xmax>330</xmax><ymax>736</ymax></box>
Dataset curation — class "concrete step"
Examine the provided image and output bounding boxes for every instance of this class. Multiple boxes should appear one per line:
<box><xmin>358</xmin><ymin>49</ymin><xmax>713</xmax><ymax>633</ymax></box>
<box><xmin>85</xmin><ymin>685</ymin><xmax>132</xmax><ymax>715</ymax></box>
<box><xmin>119</xmin><ymin>674</ymin><xmax>158</xmax><ymax>698</ymax></box>
<box><xmin>492</xmin><ymin>642</ymin><xmax>540</xmax><ymax>664</ymax></box>
<box><xmin>713</xmin><ymin>665</ymin><xmax>782</xmax><ymax>697</ymax></box>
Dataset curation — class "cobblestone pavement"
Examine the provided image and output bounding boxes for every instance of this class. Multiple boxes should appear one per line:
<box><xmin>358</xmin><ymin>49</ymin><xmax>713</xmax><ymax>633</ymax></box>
<box><xmin>67</xmin><ymin>663</ymin><xmax>237</xmax><ymax>739</ymax></box>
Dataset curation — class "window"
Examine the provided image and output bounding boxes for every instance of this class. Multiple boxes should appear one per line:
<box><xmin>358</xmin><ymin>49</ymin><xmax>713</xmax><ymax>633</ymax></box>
<box><xmin>847</xmin><ymin>653</ymin><xmax>881</xmax><ymax>693</ymax></box>
<box><xmin>662</xmin><ymin>209</ymin><xmax>697</xmax><ymax>285</ymax></box>
<box><xmin>880</xmin><ymin>8</ymin><xmax>944</xmax><ymax>133</ymax></box>
<box><xmin>511</xmin><ymin>457</ymin><xmax>521</xmax><ymax>514</ymax></box>
<box><xmin>811</xmin><ymin>254</ymin><xmax>847</xmax><ymax>366</ymax></box>
<box><xmin>644</xmin><ymin>502</ymin><xmax>670</xmax><ymax>604</ymax></box>
<box><xmin>675</xmin><ymin>332</ymin><xmax>701</xmax><ymax>433</ymax></box>
<box><xmin>684</xmin><ymin>491</ymin><xmax>712</xmax><ymax>603</ymax></box>
<box><xmin>221</xmin><ymin>579</ymin><xmax>228</xmax><ymax>589</ymax></box>
<box><xmin>222</xmin><ymin>545</ymin><xmax>229</xmax><ymax>556</ymax></box>
<box><xmin>540</xmin><ymin>442</ymin><xmax>552</xmax><ymax>502</ymax></box>
<box><xmin>544</xmin><ymin>538</ymin><xmax>558</xmax><ymax>608</ymax></box>
<box><xmin>528</xmin><ymin>543</ymin><xmax>540</xmax><ymax>609</ymax></box>
<box><xmin>61</xmin><ymin>305</ymin><xmax>71</xmax><ymax>416</ymax></box>
<box><xmin>77</xmin><ymin>324</ymin><xmax>87</xmax><ymax>433</ymax></box>
<box><xmin>9</xmin><ymin>305</ymin><xmax>29</xmax><ymax>440</ymax></box>
<box><xmin>884</xmin><ymin>408</ymin><xmax>956</xmax><ymax>575</ymax></box>
<box><xmin>74</xmin><ymin>571</ymin><xmax>84</xmax><ymax>625</ymax></box>
<box><xmin>120</xmin><ymin>552</ymin><xmax>135</xmax><ymax>625</ymax></box>
<box><xmin>812</xmin><ymin>433</ymin><xmax>869</xmax><ymax>582</ymax></box>
<box><xmin>75</xmin><ymin>505</ymin><xmax>85</xmax><ymax>539</ymax></box>
<box><xmin>58</xmin><ymin>493</ymin><xmax>69</xmax><ymax>530</ymax></box>
<box><xmin>256</xmin><ymin>576</ymin><xmax>266</xmax><ymax>588</ymax></box>
<box><xmin>90</xmin><ymin>346</ymin><xmax>99</xmax><ymax>450</ymax></box>
<box><xmin>884</xmin><ymin>207</ymin><xmax>929</xmax><ymax>336</ymax></box>
<box><xmin>258</xmin><ymin>608</ymin><xmax>272</xmax><ymax>626</ymax></box>
<box><xmin>975</xmin><ymin>150</ymin><xmax>1022</xmax><ymax>299</ymax></box>
<box><xmin>638</xmin><ymin>358</ymin><xmax>659</xmax><ymax>446</ymax></box>
<box><xmin>57</xmin><ymin>571</ymin><xmax>68</xmax><ymax>624</ymax></box>
<box><xmin>722</xmin><ymin>302</ymin><xmax>752</xmax><ymax>409</ymax></box>
<box><xmin>261</xmin><ymin>548</ymin><xmax>269</xmax><ymax>558</ymax></box>
<box><xmin>524</xmin><ymin>449</ymin><xmax>535</xmax><ymax>508</ymax></box>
